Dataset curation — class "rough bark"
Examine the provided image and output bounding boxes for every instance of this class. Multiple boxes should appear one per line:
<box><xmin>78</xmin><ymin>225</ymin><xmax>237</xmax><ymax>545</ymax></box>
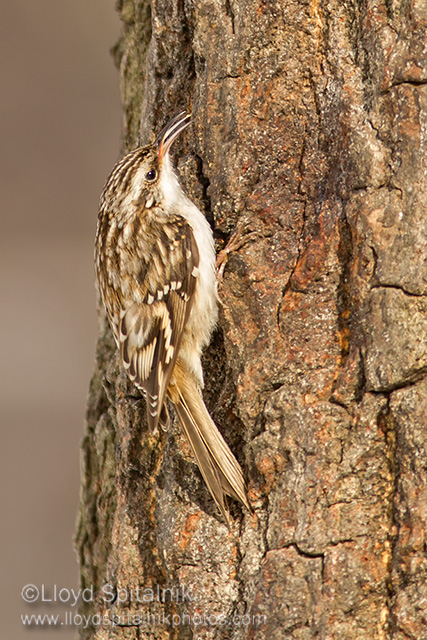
<box><xmin>76</xmin><ymin>1</ymin><xmax>427</xmax><ymax>638</ymax></box>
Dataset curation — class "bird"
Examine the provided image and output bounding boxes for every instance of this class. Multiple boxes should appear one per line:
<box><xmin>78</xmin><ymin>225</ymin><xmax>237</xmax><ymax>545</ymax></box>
<box><xmin>95</xmin><ymin>111</ymin><xmax>250</xmax><ymax>524</ymax></box>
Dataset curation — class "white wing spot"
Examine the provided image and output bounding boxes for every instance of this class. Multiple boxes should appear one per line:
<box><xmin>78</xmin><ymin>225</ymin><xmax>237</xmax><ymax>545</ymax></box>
<box><xmin>147</xmin><ymin>293</ymin><xmax>154</xmax><ymax>304</ymax></box>
<box><xmin>123</xmin><ymin>222</ymin><xmax>132</xmax><ymax>242</ymax></box>
<box><xmin>158</xmin><ymin>365</ymin><xmax>165</xmax><ymax>395</ymax></box>
<box><xmin>161</xmin><ymin>310</ymin><xmax>172</xmax><ymax>349</ymax></box>
<box><xmin>165</xmin><ymin>345</ymin><xmax>174</xmax><ymax>364</ymax></box>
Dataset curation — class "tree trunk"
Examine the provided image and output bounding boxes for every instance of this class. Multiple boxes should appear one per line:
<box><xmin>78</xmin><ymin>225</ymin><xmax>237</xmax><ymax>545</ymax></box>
<box><xmin>76</xmin><ymin>1</ymin><xmax>427</xmax><ymax>638</ymax></box>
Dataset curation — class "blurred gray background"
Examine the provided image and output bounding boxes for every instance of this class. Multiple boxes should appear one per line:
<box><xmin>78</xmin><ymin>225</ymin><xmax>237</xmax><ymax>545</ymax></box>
<box><xmin>0</xmin><ymin>2</ymin><xmax>122</xmax><ymax>637</ymax></box>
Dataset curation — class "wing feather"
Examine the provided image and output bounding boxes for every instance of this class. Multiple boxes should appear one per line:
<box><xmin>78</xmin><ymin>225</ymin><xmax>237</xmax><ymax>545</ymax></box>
<box><xmin>118</xmin><ymin>217</ymin><xmax>199</xmax><ymax>431</ymax></box>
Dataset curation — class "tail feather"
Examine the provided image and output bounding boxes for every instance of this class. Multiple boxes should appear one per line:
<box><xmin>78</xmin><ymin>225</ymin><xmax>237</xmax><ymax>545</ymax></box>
<box><xmin>171</xmin><ymin>378</ymin><xmax>249</xmax><ymax>523</ymax></box>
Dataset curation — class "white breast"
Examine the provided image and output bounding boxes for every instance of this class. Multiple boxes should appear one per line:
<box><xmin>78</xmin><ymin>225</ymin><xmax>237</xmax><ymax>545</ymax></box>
<box><xmin>161</xmin><ymin>155</ymin><xmax>218</xmax><ymax>386</ymax></box>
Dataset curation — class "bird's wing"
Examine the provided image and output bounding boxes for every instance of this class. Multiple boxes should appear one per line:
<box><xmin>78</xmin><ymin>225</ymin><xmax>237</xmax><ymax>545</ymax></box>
<box><xmin>118</xmin><ymin>216</ymin><xmax>199</xmax><ymax>431</ymax></box>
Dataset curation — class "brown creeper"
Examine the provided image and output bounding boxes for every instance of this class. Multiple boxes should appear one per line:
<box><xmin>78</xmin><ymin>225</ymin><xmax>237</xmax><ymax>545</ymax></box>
<box><xmin>95</xmin><ymin>112</ymin><xmax>249</xmax><ymax>523</ymax></box>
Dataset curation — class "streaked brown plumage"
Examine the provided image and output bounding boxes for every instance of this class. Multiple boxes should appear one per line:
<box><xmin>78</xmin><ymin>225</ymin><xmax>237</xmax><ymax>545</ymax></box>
<box><xmin>95</xmin><ymin>112</ymin><xmax>249</xmax><ymax>523</ymax></box>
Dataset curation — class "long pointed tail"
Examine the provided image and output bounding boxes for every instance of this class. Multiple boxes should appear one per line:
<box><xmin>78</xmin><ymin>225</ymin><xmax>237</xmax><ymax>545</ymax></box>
<box><xmin>169</xmin><ymin>374</ymin><xmax>250</xmax><ymax>523</ymax></box>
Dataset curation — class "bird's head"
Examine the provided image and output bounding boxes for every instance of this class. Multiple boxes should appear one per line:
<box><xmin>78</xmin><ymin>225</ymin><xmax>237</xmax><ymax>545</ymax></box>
<box><xmin>100</xmin><ymin>112</ymin><xmax>191</xmax><ymax>220</ymax></box>
<box><xmin>99</xmin><ymin>112</ymin><xmax>191</xmax><ymax>225</ymax></box>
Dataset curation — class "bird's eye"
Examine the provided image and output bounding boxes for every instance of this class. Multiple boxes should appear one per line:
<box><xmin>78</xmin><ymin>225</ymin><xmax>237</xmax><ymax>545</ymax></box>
<box><xmin>145</xmin><ymin>169</ymin><xmax>157</xmax><ymax>181</ymax></box>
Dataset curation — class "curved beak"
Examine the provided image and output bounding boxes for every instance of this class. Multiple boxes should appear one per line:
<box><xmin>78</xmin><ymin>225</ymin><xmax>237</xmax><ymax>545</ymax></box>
<box><xmin>156</xmin><ymin>111</ymin><xmax>191</xmax><ymax>162</ymax></box>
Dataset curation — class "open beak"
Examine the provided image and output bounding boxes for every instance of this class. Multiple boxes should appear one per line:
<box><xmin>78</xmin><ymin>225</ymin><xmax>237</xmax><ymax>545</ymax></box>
<box><xmin>156</xmin><ymin>111</ymin><xmax>191</xmax><ymax>162</ymax></box>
